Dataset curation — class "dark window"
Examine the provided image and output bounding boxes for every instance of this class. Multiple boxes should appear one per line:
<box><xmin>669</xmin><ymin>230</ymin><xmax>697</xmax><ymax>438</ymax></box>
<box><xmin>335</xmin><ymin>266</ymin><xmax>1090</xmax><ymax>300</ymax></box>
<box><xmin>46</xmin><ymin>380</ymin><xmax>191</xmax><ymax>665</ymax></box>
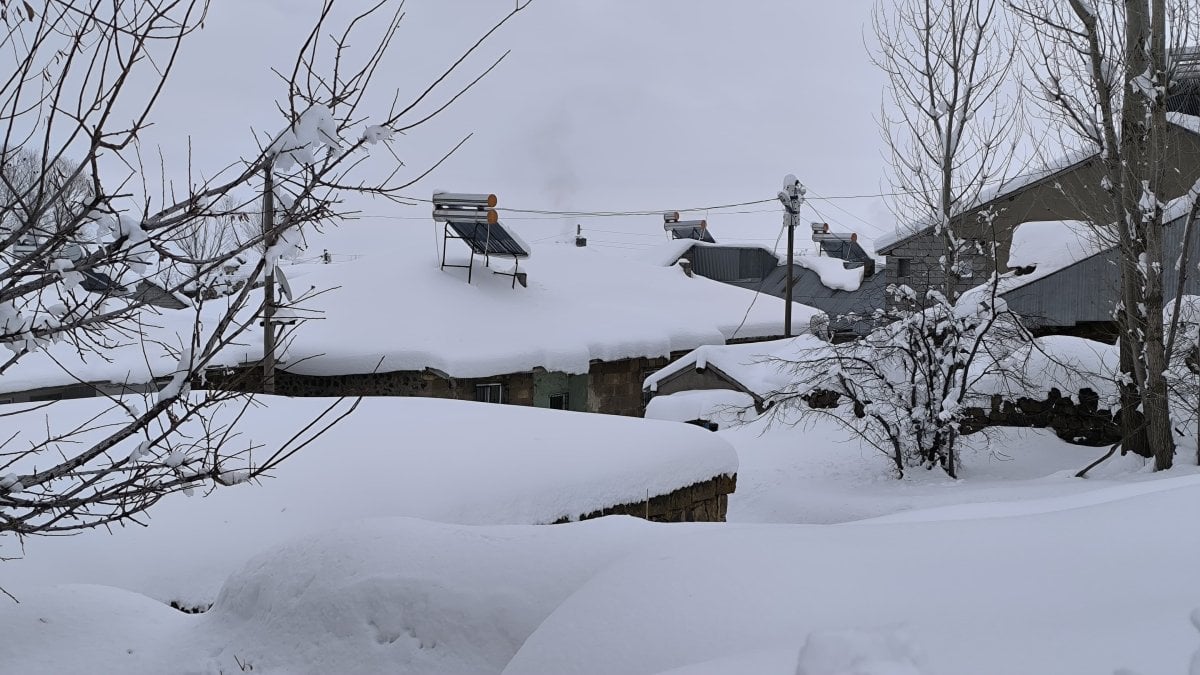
<box><xmin>548</xmin><ymin>392</ymin><xmax>569</xmax><ymax>410</ymax></box>
<box><xmin>475</xmin><ymin>383</ymin><xmax>504</xmax><ymax>404</ymax></box>
<box><xmin>895</xmin><ymin>258</ymin><xmax>911</xmax><ymax>278</ymax></box>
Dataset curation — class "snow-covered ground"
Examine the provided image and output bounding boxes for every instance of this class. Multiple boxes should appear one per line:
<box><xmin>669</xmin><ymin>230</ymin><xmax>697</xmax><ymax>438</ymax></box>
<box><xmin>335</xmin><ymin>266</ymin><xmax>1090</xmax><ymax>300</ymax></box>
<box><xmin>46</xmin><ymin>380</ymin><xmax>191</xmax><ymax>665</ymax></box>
<box><xmin>4</xmin><ymin>397</ymin><xmax>1200</xmax><ymax>674</ymax></box>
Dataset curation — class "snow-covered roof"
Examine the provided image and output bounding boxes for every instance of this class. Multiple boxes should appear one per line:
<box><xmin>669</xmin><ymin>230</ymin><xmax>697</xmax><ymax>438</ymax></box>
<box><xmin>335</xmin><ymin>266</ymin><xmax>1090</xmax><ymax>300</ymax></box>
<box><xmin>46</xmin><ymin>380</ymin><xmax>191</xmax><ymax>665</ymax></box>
<box><xmin>278</xmin><ymin>235</ymin><xmax>822</xmax><ymax>378</ymax></box>
<box><xmin>0</xmin><ymin>302</ymin><xmax>261</xmax><ymax>396</ymax></box>
<box><xmin>641</xmin><ymin>238</ymin><xmax>783</xmax><ymax>268</ymax></box>
<box><xmin>794</xmin><ymin>255</ymin><xmax>865</xmax><ymax>291</ymax></box>
<box><xmin>985</xmin><ymin>219</ymin><xmax>1111</xmax><ymax>296</ymax></box>
<box><xmin>961</xmin><ymin>191</ymin><xmax>1198</xmax><ymax>302</ymax></box>
<box><xmin>644</xmin><ymin>335</ymin><xmax>828</xmax><ymax>398</ymax></box>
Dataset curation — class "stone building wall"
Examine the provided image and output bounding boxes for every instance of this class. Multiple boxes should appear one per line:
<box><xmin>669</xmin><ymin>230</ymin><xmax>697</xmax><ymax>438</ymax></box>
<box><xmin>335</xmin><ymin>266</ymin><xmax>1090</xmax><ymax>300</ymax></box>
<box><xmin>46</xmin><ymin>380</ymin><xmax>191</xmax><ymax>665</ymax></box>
<box><xmin>203</xmin><ymin>350</ymin><xmax>695</xmax><ymax>416</ymax></box>
<box><xmin>557</xmin><ymin>474</ymin><xmax>737</xmax><ymax>524</ymax></box>
<box><xmin>961</xmin><ymin>388</ymin><xmax>1124</xmax><ymax>446</ymax></box>
<box><xmin>587</xmin><ymin>350</ymin><xmax>694</xmax><ymax>416</ymax></box>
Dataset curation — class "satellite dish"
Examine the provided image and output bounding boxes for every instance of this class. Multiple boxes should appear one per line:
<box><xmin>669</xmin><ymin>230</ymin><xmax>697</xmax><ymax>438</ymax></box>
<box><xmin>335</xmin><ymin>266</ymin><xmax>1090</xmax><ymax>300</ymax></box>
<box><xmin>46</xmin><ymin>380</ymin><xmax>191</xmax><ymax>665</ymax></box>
<box><xmin>274</xmin><ymin>266</ymin><xmax>294</xmax><ymax>302</ymax></box>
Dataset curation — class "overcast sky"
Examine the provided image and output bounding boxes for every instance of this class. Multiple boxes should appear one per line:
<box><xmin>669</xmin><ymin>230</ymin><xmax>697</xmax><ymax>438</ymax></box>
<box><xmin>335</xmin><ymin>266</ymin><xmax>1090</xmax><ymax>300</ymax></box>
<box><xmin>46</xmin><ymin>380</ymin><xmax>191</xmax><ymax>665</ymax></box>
<box><xmin>139</xmin><ymin>1</ymin><xmax>893</xmax><ymax>256</ymax></box>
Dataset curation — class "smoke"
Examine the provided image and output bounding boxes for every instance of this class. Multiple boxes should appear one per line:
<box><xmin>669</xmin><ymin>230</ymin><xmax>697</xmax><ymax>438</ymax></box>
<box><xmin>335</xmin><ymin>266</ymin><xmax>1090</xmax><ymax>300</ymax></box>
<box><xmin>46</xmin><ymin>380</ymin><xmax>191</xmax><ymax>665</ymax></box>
<box><xmin>527</xmin><ymin>106</ymin><xmax>581</xmax><ymax>241</ymax></box>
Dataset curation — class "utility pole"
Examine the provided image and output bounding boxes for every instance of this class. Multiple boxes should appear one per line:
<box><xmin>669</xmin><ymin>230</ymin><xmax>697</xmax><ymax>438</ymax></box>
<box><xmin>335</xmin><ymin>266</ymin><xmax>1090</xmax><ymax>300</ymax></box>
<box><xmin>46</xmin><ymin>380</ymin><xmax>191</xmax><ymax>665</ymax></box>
<box><xmin>262</xmin><ymin>165</ymin><xmax>276</xmax><ymax>394</ymax></box>
<box><xmin>777</xmin><ymin>174</ymin><xmax>806</xmax><ymax>337</ymax></box>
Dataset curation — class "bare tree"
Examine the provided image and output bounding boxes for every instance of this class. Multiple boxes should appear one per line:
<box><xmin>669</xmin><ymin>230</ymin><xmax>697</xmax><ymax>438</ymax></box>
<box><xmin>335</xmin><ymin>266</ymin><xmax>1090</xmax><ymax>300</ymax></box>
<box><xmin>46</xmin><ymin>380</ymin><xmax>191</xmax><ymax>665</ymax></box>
<box><xmin>771</xmin><ymin>0</ymin><xmax>1022</xmax><ymax>477</ymax></box>
<box><xmin>1011</xmin><ymin>0</ymin><xmax>1194</xmax><ymax>469</ymax></box>
<box><xmin>0</xmin><ymin>0</ymin><xmax>532</xmax><ymax>542</ymax></box>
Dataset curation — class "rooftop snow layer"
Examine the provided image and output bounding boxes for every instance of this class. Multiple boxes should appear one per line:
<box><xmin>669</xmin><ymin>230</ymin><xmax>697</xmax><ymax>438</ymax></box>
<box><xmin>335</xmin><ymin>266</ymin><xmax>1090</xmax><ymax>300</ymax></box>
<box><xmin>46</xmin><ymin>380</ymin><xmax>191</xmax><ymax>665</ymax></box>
<box><xmin>793</xmin><ymin>255</ymin><xmax>865</xmax><ymax>292</ymax></box>
<box><xmin>278</xmin><ymin>238</ymin><xmax>821</xmax><ymax>378</ymax></box>
<box><xmin>0</xmin><ymin>303</ymin><xmax>262</xmax><ymax>396</ymax></box>
<box><xmin>644</xmin><ymin>335</ymin><xmax>829</xmax><ymax>397</ymax></box>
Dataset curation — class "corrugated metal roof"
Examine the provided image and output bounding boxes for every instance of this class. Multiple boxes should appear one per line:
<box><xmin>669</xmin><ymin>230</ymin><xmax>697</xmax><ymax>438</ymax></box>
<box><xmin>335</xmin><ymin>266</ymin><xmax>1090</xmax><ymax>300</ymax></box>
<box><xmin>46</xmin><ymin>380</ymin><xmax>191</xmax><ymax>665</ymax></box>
<box><xmin>1000</xmin><ymin>212</ymin><xmax>1200</xmax><ymax>327</ymax></box>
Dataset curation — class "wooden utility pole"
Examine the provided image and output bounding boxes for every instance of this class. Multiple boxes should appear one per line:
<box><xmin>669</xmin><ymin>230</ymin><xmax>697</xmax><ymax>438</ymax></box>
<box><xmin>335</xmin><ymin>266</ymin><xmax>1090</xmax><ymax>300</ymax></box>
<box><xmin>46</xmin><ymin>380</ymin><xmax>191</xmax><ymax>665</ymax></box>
<box><xmin>262</xmin><ymin>166</ymin><xmax>277</xmax><ymax>394</ymax></box>
<box><xmin>778</xmin><ymin>175</ymin><xmax>806</xmax><ymax>337</ymax></box>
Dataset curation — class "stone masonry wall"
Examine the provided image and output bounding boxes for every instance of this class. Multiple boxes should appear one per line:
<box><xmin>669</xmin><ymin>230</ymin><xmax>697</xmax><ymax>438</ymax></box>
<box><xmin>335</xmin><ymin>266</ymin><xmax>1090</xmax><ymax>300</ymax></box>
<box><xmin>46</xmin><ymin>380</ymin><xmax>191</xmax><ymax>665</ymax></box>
<box><xmin>961</xmin><ymin>388</ymin><xmax>1124</xmax><ymax>446</ymax></box>
<box><xmin>587</xmin><ymin>350</ymin><xmax>694</xmax><ymax>417</ymax></box>
<box><xmin>203</xmin><ymin>367</ymin><xmax>536</xmax><ymax>406</ymax></box>
<box><xmin>556</xmin><ymin>474</ymin><xmax>736</xmax><ymax>524</ymax></box>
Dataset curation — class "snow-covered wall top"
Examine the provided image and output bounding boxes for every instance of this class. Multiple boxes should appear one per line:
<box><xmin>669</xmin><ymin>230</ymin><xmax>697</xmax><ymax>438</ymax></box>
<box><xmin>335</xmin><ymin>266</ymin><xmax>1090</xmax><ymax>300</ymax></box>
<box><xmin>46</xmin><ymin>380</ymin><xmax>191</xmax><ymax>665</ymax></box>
<box><xmin>279</xmin><ymin>238</ymin><xmax>821</xmax><ymax>378</ymax></box>
<box><xmin>0</xmin><ymin>396</ymin><xmax>739</xmax><ymax>527</ymax></box>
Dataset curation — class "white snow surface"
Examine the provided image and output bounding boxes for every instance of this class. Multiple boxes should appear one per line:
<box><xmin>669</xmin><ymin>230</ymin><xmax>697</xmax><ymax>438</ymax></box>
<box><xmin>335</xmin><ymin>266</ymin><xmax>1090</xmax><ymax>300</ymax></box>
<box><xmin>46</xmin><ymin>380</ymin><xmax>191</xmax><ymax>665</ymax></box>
<box><xmin>794</xmin><ymin>255</ymin><xmax>865</xmax><ymax>291</ymax></box>
<box><xmin>1006</xmin><ymin>219</ymin><xmax>1104</xmax><ymax>272</ymax></box>
<box><xmin>1</xmin><ymin>517</ymin><xmax>670</xmax><ymax>675</ymax></box>
<box><xmin>645</xmin><ymin>389</ymin><xmax>758</xmax><ymax>425</ymax></box>
<box><xmin>974</xmin><ymin>335</ymin><xmax>1120</xmax><ymax>408</ymax></box>
<box><xmin>504</xmin><ymin>477</ymin><xmax>1200</xmax><ymax>675</ymax></box>
<box><xmin>279</xmin><ymin>238</ymin><xmax>820</xmax><ymax>378</ymax></box>
<box><xmin>4</xmin><ymin>402</ymin><xmax>1200</xmax><ymax>674</ymax></box>
<box><xmin>0</xmin><ymin>396</ymin><xmax>736</xmax><ymax>606</ymax></box>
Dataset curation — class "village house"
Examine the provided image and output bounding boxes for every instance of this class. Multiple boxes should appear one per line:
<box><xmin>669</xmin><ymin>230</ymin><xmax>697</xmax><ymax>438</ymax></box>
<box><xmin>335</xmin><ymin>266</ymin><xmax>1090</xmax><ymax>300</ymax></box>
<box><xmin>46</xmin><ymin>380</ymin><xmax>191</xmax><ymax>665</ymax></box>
<box><xmin>0</xmin><ymin>220</ymin><xmax>823</xmax><ymax>413</ymax></box>
<box><xmin>875</xmin><ymin>114</ymin><xmax>1200</xmax><ymax>314</ymax></box>
<box><xmin>650</xmin><ymin>221</ymin><xmax>886</xmax><ymax>341</ymax></box>
<box><xmin>202</xmin><ymin>225</ymin><xmax>825</xmax><ymax>417</ymax></box>
<box><xmin>985</xmin><ymin>200</ymin><xmax>1200</xmax><ymax>341</ymax></box>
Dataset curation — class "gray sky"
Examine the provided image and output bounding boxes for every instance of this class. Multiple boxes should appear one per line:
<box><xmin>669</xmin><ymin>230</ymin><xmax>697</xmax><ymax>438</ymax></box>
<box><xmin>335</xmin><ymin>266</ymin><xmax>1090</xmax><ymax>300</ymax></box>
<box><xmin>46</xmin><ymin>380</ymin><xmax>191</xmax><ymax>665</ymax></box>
<box><xmin>140</xmin><ymin>1</ymin><xmax>893</xmax><ymax>255</ymax></box>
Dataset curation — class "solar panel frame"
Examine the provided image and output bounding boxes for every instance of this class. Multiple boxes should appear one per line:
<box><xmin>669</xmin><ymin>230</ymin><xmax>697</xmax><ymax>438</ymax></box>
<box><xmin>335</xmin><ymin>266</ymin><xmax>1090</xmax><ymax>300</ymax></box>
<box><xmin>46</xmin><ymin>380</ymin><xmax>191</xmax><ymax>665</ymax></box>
<box><xmin>446</xmin><ymin>220</ymin><xmax>530</xmax><ymax>258</ymax></box>
<box><xmin>666</xmin><ymin>224</ymin><xmax>716</xmax><ymax>243</ymax></box>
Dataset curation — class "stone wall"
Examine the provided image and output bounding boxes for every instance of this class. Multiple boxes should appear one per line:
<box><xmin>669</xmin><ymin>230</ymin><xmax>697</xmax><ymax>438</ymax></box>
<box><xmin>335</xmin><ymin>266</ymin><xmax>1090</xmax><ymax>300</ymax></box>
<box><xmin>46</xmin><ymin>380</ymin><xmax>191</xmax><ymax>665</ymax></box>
<box><xmin>202</xmin><ymin>366</ymin><xmax>536</xmax><ymax>405</ymax></box>
<box><xmin>556</xmin><ymin>474</ymin><xmax>736</xmax><ymax>524</ymax></box>
<box><xmin>204</xmin><ymin>351</ymin><xmax>695</xmax><ymax>416</ymax></box>
<box><xmin>962</xmin><ymin>388</ymin><xmax>1124</xmax><ymax>446</ymax></box>
<box><xmin>792</xmin><ymin>386</ymin><xmax>1124</xmax><ymax>446</ymax></box>
<box><xmin>587</xmin><ymin>350</ymin><xmax>694</xmax><ymax>416</ymax></box>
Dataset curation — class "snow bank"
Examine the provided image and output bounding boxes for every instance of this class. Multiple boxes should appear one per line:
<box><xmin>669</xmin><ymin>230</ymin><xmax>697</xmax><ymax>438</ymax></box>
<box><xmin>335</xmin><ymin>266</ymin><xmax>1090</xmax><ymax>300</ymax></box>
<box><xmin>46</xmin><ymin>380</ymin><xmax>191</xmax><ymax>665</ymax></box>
<box><xmin>645</xmin><ymin>389</ymin><xmax>757</xmax><ymax>425</ymax></box>
<box><xmin>651</xmin><ymin>648</ymin><xmax>802</xmax><ymax>675</ymax></box>
<box><xmin>279</xmin><ymin>238</ymin><xmax>820</xmax><ymax>378</ymax></box>
<box><xmin>504</xmin><ymin>480</ymin><xmax>1200</xmax><ymax>675</ymax></box>
<box><xmin>1</xmin><ymin>517</ymin><xmax>673</xmax><ymax>675</ymax></box>
<box><xmin>195</xmin><ymin>517</ymin><xmax>661</xmax><ymax>675</ymax></box>
<box><xmin>794</xmin><ymin>255</ymin><xmax>865</xmax><ymax>292</ymax></box>
<box><xmin>0</xmin><ymin>396</ymin><xmax>736</xmax><ymax>605</ymax></box>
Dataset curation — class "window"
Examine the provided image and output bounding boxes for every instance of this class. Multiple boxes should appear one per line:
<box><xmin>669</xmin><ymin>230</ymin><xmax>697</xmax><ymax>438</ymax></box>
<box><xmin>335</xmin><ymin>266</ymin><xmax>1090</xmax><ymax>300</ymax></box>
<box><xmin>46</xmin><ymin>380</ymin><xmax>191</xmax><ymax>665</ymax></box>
<box><xmin>548</xmin><ymin>392</ymin><xmax>569</xmax><ymax>410</ymax></box>
<box><xmin>895</xmin><ymin>258</ymin><xmax>911</xmax><ymax>278</ymax></box>
<box><xmin>474</xmin><ymin>383</ymin><xmax>504</xmax><ymax>404</ymax></box>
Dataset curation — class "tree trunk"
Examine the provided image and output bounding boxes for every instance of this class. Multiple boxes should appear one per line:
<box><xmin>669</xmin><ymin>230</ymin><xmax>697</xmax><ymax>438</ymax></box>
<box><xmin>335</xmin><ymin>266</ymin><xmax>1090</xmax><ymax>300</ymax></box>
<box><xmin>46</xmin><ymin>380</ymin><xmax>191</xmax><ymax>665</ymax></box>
<box><xmin>1143</xmin><ymin>0</ymin><xmax>1176</xmax><ymax>469</ymax></box>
